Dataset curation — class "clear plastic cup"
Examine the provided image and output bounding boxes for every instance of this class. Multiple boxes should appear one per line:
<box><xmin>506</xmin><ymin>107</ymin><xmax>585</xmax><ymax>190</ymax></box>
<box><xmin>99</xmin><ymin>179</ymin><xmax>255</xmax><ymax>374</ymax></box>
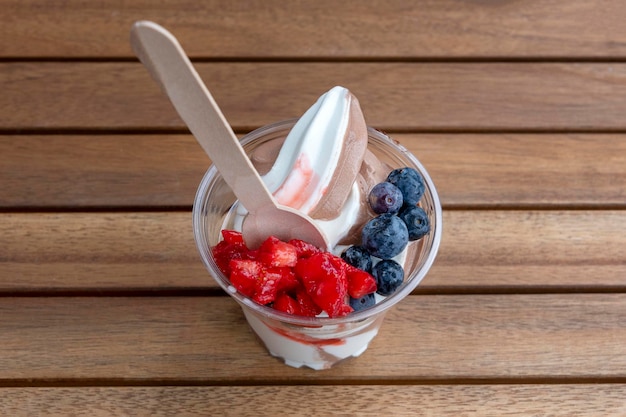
<box><xmin>193</xmin><ymin>119</ymin><xmax>442</xmax><ymax>370</ymax></box>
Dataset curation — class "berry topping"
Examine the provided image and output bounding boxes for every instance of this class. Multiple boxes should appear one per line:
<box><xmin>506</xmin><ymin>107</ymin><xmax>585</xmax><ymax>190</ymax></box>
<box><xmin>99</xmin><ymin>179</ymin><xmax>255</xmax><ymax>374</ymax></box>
<box><xmin>228</xmin><ymin>259</ymin><xmax>262</xmax><ymax>299</ymax></box>
<box><xmin>372</xmin><ymin>259</ymin><xmax>404</xmax><ymax>296</ymax></box>
<box><xmin>211</xmin><ymin>230</ymin><xmax>255</xmax><ymax>276</ymax></box>
<box><xmin>294</xmin><ymin>286</ymin><xmax>323</xmax><ymax>316</ymax></box>
<box><xmin>349</xmin><ymin>293</ymin><xmax>376</xmax><ymax>311</ymax></box>
<box><xmin>386</xmin><ymin>167</ymin><xmax>425</xmax><ymax>206</ymax></box>
<box><xmin>273</xmin><ymin>266</ymin><xmax>300</xmax><ymax>294</ymax></box>
<box><xmin>368</xmin><ymin>182</ymin><xmax>403</xmax><ymax>214</ymax></box>
<box><xmin>295</xmin><ymin>252</ymin><xmax>351</xmax><ymax>318</ymax></box>
<box><xmin>273</xmin><ymin>289</ymin><xmax>322</xmax><ymax>317</ymax></box>
<box><xmin>345</xmin><ymin>264</ymin><xmax>377</xmax><ymax>299</ymax></box>
<box><xmin>341</xmin><ymin>245</ymin><xmax>373</xmax><ymax>272</ymax></box>
<box><xmin>398</xmin><ymin>205</ymin><xmax>430</xmax><ymax>241</ymax></box>
<box><xmin>221</xmin><ymin>229</ymin><xmax>246</xmax><ymax>245</ymax></box>
<box><xmin>273</xmin><ymin>292</ymin><xmax>303</xmax><ymax>315</ymax></box>
<box><xmin>211</xmin><ymin>232</ymin><xmax>377</xmax><ymax>318</ymax></box>
<box><xmin>258</xmin><ymin>236</ymin><xmax>298</xmax><ymax>268</ymax></box>
<box><xmin>288</xmin><ymin>238</ymin><xmax>322</xmax><ymax>258</ymax></box>
<box><xmin>361</xmin><ymin>213</ymin><xmax>409</xmax><ymax>259</ymax></box>
<box><xmin>229</xmin><ymin>259</ymin><xmax>293</xmax><ymax>305</ymax></box>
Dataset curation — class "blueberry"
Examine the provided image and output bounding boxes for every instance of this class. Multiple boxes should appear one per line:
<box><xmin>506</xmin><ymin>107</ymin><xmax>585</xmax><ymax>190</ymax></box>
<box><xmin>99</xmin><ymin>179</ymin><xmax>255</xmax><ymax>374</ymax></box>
<box><xmin>372</xmin><ymin>259</ymin><xmax>404</xmax><ymax>296</ymax></box>
<box><xmin>386</xmin><ymin>167</ymin><xmax>425</xmax><ymax>206</ymax></box>
<box><xmin>368</xmin><ymin>182</ymin><xmax>403</xmax><ymax>214</ymax></box>
<box><xmin>349</xmin><ymin>293</ymin><xmax>376</xmax><ymax>311</ymax></box>
<box><xmin>361</xmin><ymin>213</ymin><xmax>409</xmax><ymax>259</ymax></box>
<box><xmin>341</xmin><ymin>245</ymin><xmax>373</xmax><ymax>272</ymax></box>
<box><xmin>398</xmin><ymin>205</ymin><xmax>430</xmax><ymax>241</ymax></box>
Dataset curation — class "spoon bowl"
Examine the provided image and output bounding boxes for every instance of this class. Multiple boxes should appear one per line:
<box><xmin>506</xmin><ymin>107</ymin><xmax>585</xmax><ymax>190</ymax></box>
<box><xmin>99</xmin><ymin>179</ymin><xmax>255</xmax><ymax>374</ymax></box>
<box><xmin>130</xmin><ymin>21</ymin><xmax>329</xmax><ymax>250</ymax></box>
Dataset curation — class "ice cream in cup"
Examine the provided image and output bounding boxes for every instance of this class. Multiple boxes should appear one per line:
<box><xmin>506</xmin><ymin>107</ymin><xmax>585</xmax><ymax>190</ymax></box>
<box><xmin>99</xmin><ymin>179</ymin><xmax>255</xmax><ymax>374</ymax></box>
<box><xmin>193</xmin><ymin>88</ymin><xmax>442</xmax><ymax>370</ymax></box>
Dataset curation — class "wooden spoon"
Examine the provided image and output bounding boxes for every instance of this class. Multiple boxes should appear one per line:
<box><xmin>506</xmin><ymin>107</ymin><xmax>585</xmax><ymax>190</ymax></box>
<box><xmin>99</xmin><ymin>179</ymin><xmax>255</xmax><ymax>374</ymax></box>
<box><xmin>130</xmin><ymin>21</ymin><xmax>329</xmax><ymax>250</ymax></box>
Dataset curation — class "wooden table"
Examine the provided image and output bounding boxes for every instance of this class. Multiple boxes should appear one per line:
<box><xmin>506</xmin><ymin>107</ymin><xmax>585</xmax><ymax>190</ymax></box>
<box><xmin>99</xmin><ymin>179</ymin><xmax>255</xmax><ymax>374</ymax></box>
<box><xmin>2</xmin><ymin>1</ymin><xmax>626</xmax><ymax>415</ymax></box>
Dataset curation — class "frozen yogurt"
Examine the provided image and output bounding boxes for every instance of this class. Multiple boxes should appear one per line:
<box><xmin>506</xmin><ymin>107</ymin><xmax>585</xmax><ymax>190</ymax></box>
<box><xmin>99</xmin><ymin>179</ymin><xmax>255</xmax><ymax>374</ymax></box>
<box><xmin>130</xmin><ymin>20</ymin><xmax>441</xmax><ymax>370</ymax></box>
<box><xmin>195</xmin><ymin>86</ymin><xmax>441</xmax><ymax>369</ymax></box>
<box><xmin>242</xmin><ymin>86</ymin><xmax>389</xmax><ymax>249</ymax></box>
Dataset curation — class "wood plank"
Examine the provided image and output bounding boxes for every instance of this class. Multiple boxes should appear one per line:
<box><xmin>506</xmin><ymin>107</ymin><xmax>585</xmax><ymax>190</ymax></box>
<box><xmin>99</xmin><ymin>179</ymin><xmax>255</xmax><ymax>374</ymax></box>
<box><xmin>0</xmin><ymin>135</ymin><xmax>207</xmax><ymax>208</ymax></box>
<box><xmin>1</xmin><ymin>211</ymin><xmax>625</xmax><ymax>292</ymax></box>
<box><xmin>2</xmin><ymin>133</ymin><xmax>625</xmax><ymax>209</ymax></box>
<box><xmin>0</xmin><ymin>212</ymin><xmax>204</xmax><ymax>291</ymax></box>
<box><xmin>3</xmin><ymin>63</ymin><xmax>626</xmax><ymax>131</ymax></box>
<box><xmin>0</xmin><ymin>294</ymin><xmax>624</xmax><ymax>381</ymax></box>
<box><xmin>2</xmin><ymin>0</ymin><xmax>626</xmax><ymax>59</ymax></box>
<box><xmin>416</xmin><ymin>134</ymin><xmax>626</xmax><ymax>209</ymax></box>
<box><xmin>2</xmin><ymin>385</ymin><xmax>626</xmax><ymax>416</ymax></box>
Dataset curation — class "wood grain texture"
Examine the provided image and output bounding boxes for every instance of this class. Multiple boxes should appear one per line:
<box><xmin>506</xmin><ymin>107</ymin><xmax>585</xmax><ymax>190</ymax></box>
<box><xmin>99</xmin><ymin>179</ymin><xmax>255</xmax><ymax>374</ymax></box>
<box><xmin>2</xmin><ymin>0</ymin><xmax>626</xmax><ymax>59</ymax></box>
<box><xmin>0</xmin><ymin>212</ymin><xmax>203</xmax><ymax>291</ymax></box>
<box><xmin>0</xmin><ymin>295</ymin><xmax>624</xmax><ymax>382</ymax></box>
<box><xmin>2</xmin><ymin>134</ymin><xmax>625</xmax><ymax>209</ymax></box>
<box><xmin>1</xmin><ymin>211</ymin><xmax>625</xmax><ymax>292</ymax></box>
<box><xmin>3</xmin><ymin>1</ymin><xmax>625</xmax><ymax>414</ymax></box>
<box><xmin>0</xmin><ymin>135</ymin><xmax>207</xmax><ymax>208</ymax></box>
<box><xmin>2</xmin><ymin>385</ymin><xmax>626</xmax><ymax>416</ymax></box>
<box><xmin>4</xmin><ymin>62</ymin><xmax>626</xmax><ymax>131</ymax></box>
<box><xmin>416</xmin><ymin>134</ymin><xmax>626</xmax><ymax>208</ymax></box>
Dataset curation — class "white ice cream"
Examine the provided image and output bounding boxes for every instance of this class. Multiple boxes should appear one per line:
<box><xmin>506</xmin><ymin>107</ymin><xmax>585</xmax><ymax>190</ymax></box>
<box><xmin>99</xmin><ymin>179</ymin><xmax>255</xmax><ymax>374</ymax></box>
<box><xmin>263</xmin><ymin>86</ymin><xmax>357</xmax><ymax>214</ymax></box>
<box><xmin>235</xmin><ymin>86</ymin><xmax>365</xmax><ymax>248</ymax></box>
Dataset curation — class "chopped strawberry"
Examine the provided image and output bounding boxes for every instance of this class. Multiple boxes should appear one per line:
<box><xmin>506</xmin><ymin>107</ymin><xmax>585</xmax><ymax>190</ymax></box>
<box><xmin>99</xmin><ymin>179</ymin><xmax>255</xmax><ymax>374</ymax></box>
<box><xmin>221</xmin><ymin>229</ymin><xmax>246</xmax><ymax>246</ymax></box>
<box><xmin>335</xmin><ymin>303</ymin><xmax>354</xmax><ymax>317</ymax></box>
<box><xmin>346</xmin><ymin>264</ymin><xmax>377</xmax><ymax>299</ymax></box>
<box><xmin>213</xmin><ymin>230</ymin><xmax>372</xmax><ymax>318</ymax></box>
<box><xmin>211</xmin><ymin>240</ymin><xmax>239</xmax><ymax>276</ymax></box>
<box><xmin>212</xmin><ymin>230</ymin><xmax>256</xmax><ymax>275</ymax></box>
<box><xmin>229</xmin><ymin>260</ymin><xmax>291</xmax><ymax>305</ymax></box>
<box><xmin>288</xmin><ymin>239</ymin><xmax>322</xmax><ymax>258</ymax></box>
<box><xmin>295</xmin><ymin>252</ymin><xmax>328</xmax><ymax>290</ymax></box>
<box><xmin>295</xmin><ymin>286</ymin><xmax>323</xmax><ymax>316</ymax></box>
<box><xmin>229</xmin><ymin>259</ymin><xmax>262</xmax><ymax>299</ymax></box>
<box><xmin>258</xmin><ymin>236</ymin><xmax>298</xmax><ymax>268</ymax></box>
<box><xmin>295</xmin><ymin>252</ymin><xmax>350</xmax><ymax>317</ymax></box>
<box><xmin>316</xmin><ymin>277</ymin><xmax>352</xmax><ymax>317</ymax></box>
<box><xmin>271</xmin><ymin>267</ymin><xmax>299</xmax><ymax>293</ymax></box>
<box><xmin>273</xmin><ymin>292</ymin><xmax>303</xmax><ymax>315</ymax></box>
<box><xmin>253</xmin><ymin>268</ymin><xmax>281</xmax><ymax>305</ymax></box>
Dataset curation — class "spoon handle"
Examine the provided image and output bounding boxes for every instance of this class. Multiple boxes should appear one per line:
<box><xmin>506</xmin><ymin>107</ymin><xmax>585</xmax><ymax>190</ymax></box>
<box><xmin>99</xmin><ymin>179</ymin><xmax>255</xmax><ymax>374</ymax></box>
<box><xmin>130</xmin><ymin>20</ymin><xmax>274</xmax><ymax>213</ymax></box>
